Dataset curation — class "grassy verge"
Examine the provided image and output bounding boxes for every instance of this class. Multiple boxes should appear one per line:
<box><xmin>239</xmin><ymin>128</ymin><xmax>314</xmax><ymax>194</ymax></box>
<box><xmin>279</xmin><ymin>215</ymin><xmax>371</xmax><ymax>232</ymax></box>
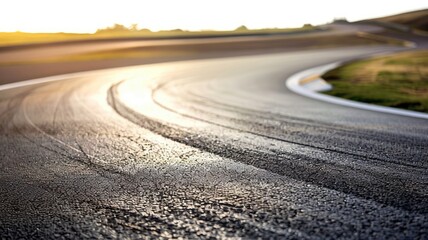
<box><xmin>0</xmin><ymin>32</ymin><xmax>94</xmax><ymax>46</ymax></box>
<box><xmin>370</xmin><ymin>9</ymin><xmax>428</xmax><ymax>32</ymax></box>
<box><xmin>0</xmin><ymin>26</ymin><xmax>315</xmax><ymax>47</ymax></box>
<box><xmin>322</xmin><ymin>50</ymin><xmax>428</xmax><ymax>113</ymax></box>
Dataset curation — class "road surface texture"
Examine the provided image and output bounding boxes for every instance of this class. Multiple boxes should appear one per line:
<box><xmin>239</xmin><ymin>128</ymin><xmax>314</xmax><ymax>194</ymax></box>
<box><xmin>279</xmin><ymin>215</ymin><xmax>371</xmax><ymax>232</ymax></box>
<box><xmin>0</xmin><ymin>23</ymin><xmax>385</xmax><ymax>85</ymax></box>
<box><xmin>0</xmin><ymin>25</ymin><xmax>427</xmax><ymax>239</ymax></box>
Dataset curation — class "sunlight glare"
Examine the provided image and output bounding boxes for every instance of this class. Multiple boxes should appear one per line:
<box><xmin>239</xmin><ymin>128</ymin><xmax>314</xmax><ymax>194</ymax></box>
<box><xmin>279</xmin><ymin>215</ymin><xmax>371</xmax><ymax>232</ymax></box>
<box><xmin>0</xmin><ymin>0</ymin><xmax>426</xmax><ymax>33</ymax></box>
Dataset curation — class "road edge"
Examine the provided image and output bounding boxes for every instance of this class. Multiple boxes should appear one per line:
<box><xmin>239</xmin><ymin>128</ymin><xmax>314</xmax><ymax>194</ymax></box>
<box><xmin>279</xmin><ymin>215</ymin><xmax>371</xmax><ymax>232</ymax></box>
<box><xmin>285</xmin><ymin>58</ymin><xmax>428</xmax><ymax>120</ymax></box>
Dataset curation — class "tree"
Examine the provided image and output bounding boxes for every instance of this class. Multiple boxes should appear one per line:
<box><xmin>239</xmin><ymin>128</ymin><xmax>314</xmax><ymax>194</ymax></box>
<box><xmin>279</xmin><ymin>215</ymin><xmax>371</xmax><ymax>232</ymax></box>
<box><xmin>235</xmin><ymin>25</ymin><xmax>248</xmax><ymax>31</ymax></box>
<box><xmin>96</xmin><ymin>23</ymin><xmax>128</xmax><ymax>33</ymax></box>
<box><xmin>130</xmin><ymin>23</ymin><xmax>139</xmax><ymax>31</ymax></box>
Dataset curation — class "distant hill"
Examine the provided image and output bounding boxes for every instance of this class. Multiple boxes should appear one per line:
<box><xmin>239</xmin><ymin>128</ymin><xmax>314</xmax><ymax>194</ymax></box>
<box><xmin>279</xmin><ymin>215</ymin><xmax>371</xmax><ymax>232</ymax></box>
<box><xmin>369</xmin><ymin>9</ymin><xmax>428</xmax><ymax>31</ymax></box>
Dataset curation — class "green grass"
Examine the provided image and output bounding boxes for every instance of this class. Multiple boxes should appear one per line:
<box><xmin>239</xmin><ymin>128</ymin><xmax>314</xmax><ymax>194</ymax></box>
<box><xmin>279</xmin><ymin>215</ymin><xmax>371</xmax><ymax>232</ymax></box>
<box><xmin>0</xmin><ymin>26</ymin><xmax>315</xmax><ymax>47</ymax></box>
<box><xmin>371</xmin><ymin>9</ymin><xmax>428</xmax><ymax>31</ymax></box>
<box><xmin>0</xmin><ymin>32</ymin><xmax>94</xmax><ymax>46</ymax></box>
<box><xmin>322</xmin><ymin>50</ymin><xmax>428</xmax><ymax>113</ymax></box>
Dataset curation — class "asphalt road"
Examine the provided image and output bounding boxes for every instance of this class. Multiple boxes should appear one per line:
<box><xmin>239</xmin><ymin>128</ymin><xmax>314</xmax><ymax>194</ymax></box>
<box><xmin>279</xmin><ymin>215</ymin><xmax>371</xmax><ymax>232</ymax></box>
<box><xmin>0</xmin><ymin>33</ymin><xmax>427</xmax><ymax>238</ymax></box>
<box><xmin>0</xmin><ymin>23</ymin><xmax>386</xmax><ymax>86</ymax></box>
<box><xmin>0</xmin><ymin>23</ymin><xmax>381</xmax><ymax>64</ymax></box>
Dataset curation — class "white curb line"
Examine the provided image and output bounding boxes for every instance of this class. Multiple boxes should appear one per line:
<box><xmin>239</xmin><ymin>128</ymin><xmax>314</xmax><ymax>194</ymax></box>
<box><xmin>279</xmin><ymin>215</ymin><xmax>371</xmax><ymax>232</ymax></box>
<box><xmin>0</xmin><ymin>72</ymin><xmax>92</xmax><ymax>92</ymax></box>
<box><xmin>286</xmin><ymin>61</ymin><xmax>428</xmax><ymax>120</ymax></box>
<box><xmin>0</xmin><ymin>65</ymin><xmax>139</xmax><ymax>92</ymax></box>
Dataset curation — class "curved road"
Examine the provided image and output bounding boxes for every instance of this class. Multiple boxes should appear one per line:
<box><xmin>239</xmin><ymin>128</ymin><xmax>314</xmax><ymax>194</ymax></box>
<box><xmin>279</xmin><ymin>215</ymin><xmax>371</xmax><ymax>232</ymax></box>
<box><xmin>0</xmin><ymin>43</ymin><xmax>427</xmax><ymax>237</ymax></box>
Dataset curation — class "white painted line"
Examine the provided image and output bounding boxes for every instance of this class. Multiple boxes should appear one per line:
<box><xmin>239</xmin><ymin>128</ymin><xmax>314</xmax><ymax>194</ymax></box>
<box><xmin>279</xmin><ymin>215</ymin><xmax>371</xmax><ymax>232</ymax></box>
<box><xmin>0</xmin><ymin>60</ymin><xmax>154</xmax><ymax>92</ymax></box>
<box><xmin>0</xmin><ymin>72</ymin><xmax>92</xmax><ymax>92</ymax></box>
<box><xmin>0</xmin><ymin>68</ymin><xmax>118</xmax><ymax>92</ymax></box>
<box><xmin>301</xmin><ymin>78</ymin><xmax>332</xmax><ymax>92</ymax></box>
<box><xmin>286</xmin><ymin>61</ymin><xmax>428</xmax><ymax>120</ymax></box>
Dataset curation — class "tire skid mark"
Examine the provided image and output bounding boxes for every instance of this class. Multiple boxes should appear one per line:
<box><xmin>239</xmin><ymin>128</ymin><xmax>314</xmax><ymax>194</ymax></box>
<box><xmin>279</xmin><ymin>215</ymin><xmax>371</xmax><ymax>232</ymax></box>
<box><xmin>13</xmin><ymin>83</ymin><xmax>134</xmax><ymax>180</ymax></box>
<box><xmin>109</xmin><ymin>81</ymin><xmax>428</xmax><ymax>213</ymax></box>
<box><xmin>152</xmin><ymin>81</ymin><xmax>427</xmax><ymax>170</ymax></box>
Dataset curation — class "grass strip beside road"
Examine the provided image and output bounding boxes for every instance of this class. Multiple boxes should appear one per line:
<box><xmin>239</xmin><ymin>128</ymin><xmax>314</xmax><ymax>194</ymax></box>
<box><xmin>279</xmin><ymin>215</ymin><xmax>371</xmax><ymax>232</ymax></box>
<box><xmin>0</xmin><ymin>27</ymin><xmax>315</xmax><ymax>47</ymax></box>
<box><xmin>322</xmin><ymin>50</ymin><xmax>428</xmax><ymax>113</ymax></box>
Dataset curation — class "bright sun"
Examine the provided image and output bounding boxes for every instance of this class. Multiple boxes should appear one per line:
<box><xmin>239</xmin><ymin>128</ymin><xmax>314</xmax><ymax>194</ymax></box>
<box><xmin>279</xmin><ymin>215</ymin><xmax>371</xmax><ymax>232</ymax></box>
<box><xmin>0</xmin><ymin>0</ymin><xmax>426</xmax><ymax>33</ymax></box>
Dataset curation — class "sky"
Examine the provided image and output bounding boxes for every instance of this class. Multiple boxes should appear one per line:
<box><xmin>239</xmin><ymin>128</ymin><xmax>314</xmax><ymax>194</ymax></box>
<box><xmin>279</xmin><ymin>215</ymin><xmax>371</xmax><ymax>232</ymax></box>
<box><xmin>0</xmin><ymin>0</ymin><xmax>427</xmax><ymax>33</ymax></box>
